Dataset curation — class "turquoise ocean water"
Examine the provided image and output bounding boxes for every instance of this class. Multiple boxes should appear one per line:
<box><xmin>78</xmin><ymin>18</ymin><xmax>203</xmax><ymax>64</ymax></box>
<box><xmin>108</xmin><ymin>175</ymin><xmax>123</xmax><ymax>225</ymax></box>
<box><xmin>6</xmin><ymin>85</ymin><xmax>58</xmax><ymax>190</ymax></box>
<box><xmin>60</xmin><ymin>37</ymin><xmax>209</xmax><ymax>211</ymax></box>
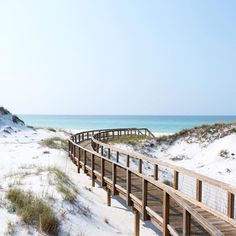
<box><xmin>18</xmin><ymin>115</ymin><xmax>236</xmax><ymax>133</ymax></box>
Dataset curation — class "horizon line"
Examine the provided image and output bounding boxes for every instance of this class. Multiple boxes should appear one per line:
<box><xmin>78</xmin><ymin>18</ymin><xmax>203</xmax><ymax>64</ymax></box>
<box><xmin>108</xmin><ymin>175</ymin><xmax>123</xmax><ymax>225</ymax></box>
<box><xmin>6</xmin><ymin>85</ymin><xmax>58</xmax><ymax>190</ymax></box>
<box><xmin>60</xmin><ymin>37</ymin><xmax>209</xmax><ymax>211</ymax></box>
<box><xmin>18</xmin><ymin>114</ymin><xmax>236</xmax><ymax>117</ymax></box>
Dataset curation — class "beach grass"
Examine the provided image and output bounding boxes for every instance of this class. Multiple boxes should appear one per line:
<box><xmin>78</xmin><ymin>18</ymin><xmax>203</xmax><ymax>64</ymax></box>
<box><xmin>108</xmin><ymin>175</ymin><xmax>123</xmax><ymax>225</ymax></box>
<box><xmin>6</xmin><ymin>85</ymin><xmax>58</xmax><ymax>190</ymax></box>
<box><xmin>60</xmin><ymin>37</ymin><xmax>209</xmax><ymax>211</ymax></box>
<box><xmin>48</xmin><ymin>167</ymin><xmax>78</xmax><ymax>203</ymax></box>
<box><xmin>40</xmin><ymin>136</ymin><xmax>68</xmax><ymax>151</ymax></box>
<box><xmin>7</xmin><ymin>188</ymin><xmax>59</xmax><ymax>234</ymax></box>
<box><xmin>106</xmin><ymin>135</ymin><xmax>151</xmax><ymax>146</ymax></box>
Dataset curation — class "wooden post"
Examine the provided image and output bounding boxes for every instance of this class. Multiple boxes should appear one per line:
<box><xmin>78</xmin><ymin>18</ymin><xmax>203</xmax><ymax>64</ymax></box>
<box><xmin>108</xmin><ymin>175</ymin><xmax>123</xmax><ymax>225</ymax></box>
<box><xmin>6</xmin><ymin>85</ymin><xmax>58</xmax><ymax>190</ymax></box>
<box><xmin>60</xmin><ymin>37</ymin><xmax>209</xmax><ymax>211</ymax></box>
<box><xmin>154</xmin><ymin>164</ymin><xmax>158</xmax><ymax>180</ymax></box>
<box><xmin>138</xmin><ymin>159</ymin><xmax>142</xmax><ymax>174</ymax></box>
<box><xmin>73</xmin><ymin>145</ymin><xmax>76</xmax><ymax>164</ymax></box>
<box><xmin>173</xmin><ymin>171</ymin><xmax>179</xmax><ymax>190</ymax></box>
<box><xmin>77</xmin><ymin>147</ymin><xmax>80</xmax><ymax>173</ymax></box>
<box><xmin>134</xmin><ymin>208</ymin><xmax>140</xmax><ymax>236</ymax></box>
<box><xmin>116</xmin><ymin>151</ymin><xmax>119</xmax><ymax>163</ymax></box>
<box><xmin>196</xmin><ymin>180</ymin><xmax>202</xmax><ymax>202</ymax></box>
<box><xmin>126</xmin><ymin>155</ymin><xmax>130</xmax><ymax>167</ymax></box>
<box><xmin>183</xmin><ymin>209</ymin><xmax>191</xmax><ymax>236</ymax></box>
<box><xmin>68</xmin><ymin>141</ymin><xmax>71</xmax><ymax>158</ymax></box>
<box><xmin>142</xmin><ymin>179</ymin><xmax>148</xmax><ymax>220</ymax></box>
<box><xmin>91</xmin><ymin>154</ymin><xmax>95</xmax><ymax>187</ymax></box>
<box><xmin>163</xmin><ymin>191</ymin><xmax>170</xmax><ymax>236</ymax></box>
<box><xmin>108</xmin><ymin>148</ymin><xmax>111</xmax><ymax>159</ymax></box>
<box><xmin>101</xmin><ymin>146</ymin><xmax>104</xmax><ymax>156</ymax></box>
<box><xmin>107</xmin><ymin>189</ymin><xmax>111</xmax><ymax>207</ymax></box>
<box><xmin>112</xmin><ymin>163</ymin><xmax>117</xmax><ymax>195</ymax></box>
<box><xmin>101</xmin><ymin>158</ymin><xmax>105</xmax><ymax>186</ymax></box>
<box><xmin>127</xmin><ymin>170</ymin><xmax>131</xmax><ymax>206</ymax></box>
<box><xmin>84</xmin><ymin>150</ymin><xmax>87</xmax><ymax>173</ymax></box>
<box><xmin>227</xmin><ymin>192</ymin><xmax>235</xmax><ymax>218</ymax></box>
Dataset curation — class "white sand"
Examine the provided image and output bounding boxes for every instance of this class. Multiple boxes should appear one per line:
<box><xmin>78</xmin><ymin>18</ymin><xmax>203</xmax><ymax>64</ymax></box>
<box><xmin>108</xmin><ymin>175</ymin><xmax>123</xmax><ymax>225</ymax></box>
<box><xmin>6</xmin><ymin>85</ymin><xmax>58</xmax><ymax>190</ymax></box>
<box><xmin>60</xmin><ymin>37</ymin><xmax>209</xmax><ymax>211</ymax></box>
<box><xmin>0</xmin><ymin>128</ymin><xmax>159</xmax><ymax>236</ymax></box>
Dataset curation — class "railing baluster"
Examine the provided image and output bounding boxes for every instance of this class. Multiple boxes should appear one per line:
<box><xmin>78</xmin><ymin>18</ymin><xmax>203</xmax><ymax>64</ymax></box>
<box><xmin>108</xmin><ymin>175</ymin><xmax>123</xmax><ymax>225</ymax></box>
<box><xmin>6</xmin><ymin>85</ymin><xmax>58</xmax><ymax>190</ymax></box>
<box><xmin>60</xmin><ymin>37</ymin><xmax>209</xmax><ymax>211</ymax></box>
<box><xmin>127</xmin><ymin>170</ymin><xmax>131</xmax><ymax>206</ymax></box>
<box><xmin>196</xmin><ymin>179</ymin><xmax>202</xmax><ymax>202</ymax></box>
<box><xmin>227</xmin><ymin>192</ymin><xmax>235</xmax><ymax>218</ymax></box>
<box><xmin>126</xmin><ymin>154</ymin><xmax>130</xmax><ymax>167</ymax></box>
<box><xmin>138</xmin><ymin>159</ymin><xmax>142</xmax><ymax>174</ymax></box>
<box><xmin>116</xmin><ymin>151</ymin><xmax>119</xmax><ymax>163</ymax></box>
<box><xmin>163</xmin><ymin>191</ymin><xmax>170</xmax><ymax>236</ymax></box>
<box><xmin>134</xmin><ymin>208</ymin><xmax>140</xmax><ymax>236</ymax></box>
<box><xmin>183</xmin><ymin>209</ymin><xmax>191</xmax><ymax>236</ymax></box>
<box><xmin>77</xmin><ymin>147</ymin><xmax>81</xmax><ymax>173</ymax></box>
<box><xmin>112</xmin><ymin>163</ymin><xmax>117</xmax><ymax>195</ymax></box>
<box><xmin>142</xmin><ymin>179</ymin><xmax>148</xmax><ymax>220</ymax></box>
<box><xmin>84</xmin><ymin>150</ymin><xmax>87</xmax><ymax>173</ymax></box>
<box><xmin>91</xmin><ymin>154</ymin><xmax>95</xmax><ymax>186</ymax></box>
<box><xmin>101</xmin><ymin>158</ymin><xmax>105</xmax><ymax>186</ymax></box>
<box><xmin>173</xmin><ymin>171</ymin><xmax>179</xmax><ymax>190</ymax></box>
<box><xmin>154</xmin><ymin>164</ymin><xmax>158</xmax><ymax>180</ymax></box>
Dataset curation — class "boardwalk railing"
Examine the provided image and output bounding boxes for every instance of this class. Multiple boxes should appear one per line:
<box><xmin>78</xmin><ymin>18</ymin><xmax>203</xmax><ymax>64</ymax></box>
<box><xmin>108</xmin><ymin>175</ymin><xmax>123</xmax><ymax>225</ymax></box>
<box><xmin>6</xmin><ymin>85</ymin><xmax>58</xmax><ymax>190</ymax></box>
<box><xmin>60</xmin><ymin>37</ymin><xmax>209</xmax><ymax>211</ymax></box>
<box><xmin>69</xmin><ymin>128</ymin><xmax>236</xmax><ymax>236</ymax></box>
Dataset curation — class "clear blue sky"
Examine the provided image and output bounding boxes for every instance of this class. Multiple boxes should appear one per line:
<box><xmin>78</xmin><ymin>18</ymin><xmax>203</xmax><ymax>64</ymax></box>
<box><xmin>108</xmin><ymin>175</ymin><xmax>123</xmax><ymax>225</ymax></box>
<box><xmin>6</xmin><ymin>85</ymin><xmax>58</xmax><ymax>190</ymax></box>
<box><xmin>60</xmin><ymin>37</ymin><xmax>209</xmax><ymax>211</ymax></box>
<box><xmin>0</xmin><ymin>1</ymin><xmax>235</xmax><ymax>115</ymax></box>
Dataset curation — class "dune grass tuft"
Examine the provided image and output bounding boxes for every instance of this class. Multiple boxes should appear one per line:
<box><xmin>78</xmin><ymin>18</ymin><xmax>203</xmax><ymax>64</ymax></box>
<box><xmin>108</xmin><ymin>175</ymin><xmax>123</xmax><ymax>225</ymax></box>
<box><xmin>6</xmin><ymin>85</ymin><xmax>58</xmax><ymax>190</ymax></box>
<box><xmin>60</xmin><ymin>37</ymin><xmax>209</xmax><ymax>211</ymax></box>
<box><xmin>48</xmin><ymin>167</ymin><xmax>77</xmax><ymax>203</ymax></box>
<box><xmin>7</xmin><ymin>188</ymin><xmax>59</xmax><ymax>235</ymax></box>
<box><xmin>106</xmin><ymin>135</ymin><xmax>151</xmax><ymax>146</ymax></box>
<box><xmin>40</xmin><ymin>137</ymin><xmax>67</xmax><ymax>151</ymax></box>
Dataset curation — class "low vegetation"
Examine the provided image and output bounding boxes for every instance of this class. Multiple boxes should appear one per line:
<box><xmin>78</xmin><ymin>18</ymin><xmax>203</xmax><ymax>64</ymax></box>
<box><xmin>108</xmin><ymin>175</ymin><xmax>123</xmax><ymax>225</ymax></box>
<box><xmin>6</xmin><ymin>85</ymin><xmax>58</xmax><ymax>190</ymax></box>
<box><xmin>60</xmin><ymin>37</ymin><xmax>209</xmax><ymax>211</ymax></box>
<box><xmin>48</xmin><ymin>167</ymin><xmax>78</xmax><ymax>203</ymax></box>
<box><xmin>7</xmin><ymin>188</ymin><xmax>59</xmax><ymax>235</ymax></box>
<box><xmin>40</xmin><ymin>137</ymin><xmax>68</xmax><ymax>151</ymax></box>
<box><xmin>106</xmin><ymin>135</ymin><xmax>151</xmax><ymax>146</ymax></box>
<box><xmin>47</xmin><ymin>128</ymin><xmax>57</xmax><ymax>132</ymax></box>
<box><xmin>156</xmin><ymin>122</ymin><xmax>236</xmax><ymax>145</ymax></box>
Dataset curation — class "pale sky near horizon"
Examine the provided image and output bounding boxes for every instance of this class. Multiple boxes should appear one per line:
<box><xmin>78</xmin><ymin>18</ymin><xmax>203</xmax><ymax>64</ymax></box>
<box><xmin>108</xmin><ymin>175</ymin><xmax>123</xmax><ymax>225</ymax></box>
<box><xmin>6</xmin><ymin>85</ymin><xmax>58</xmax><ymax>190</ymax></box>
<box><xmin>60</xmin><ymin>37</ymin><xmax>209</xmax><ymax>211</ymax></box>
<box><xmin>0</xmin><ymin>1</ymin><xmax>235</xmax><ymax>115</ymax></box>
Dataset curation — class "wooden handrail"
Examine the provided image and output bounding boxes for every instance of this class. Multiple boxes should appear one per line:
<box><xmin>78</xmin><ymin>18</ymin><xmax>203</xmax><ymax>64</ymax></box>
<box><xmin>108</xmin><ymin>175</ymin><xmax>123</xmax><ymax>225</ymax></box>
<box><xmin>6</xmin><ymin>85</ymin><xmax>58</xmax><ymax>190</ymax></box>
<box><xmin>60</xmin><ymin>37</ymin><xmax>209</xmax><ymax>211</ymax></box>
<box><xmin>67</xmin><ymin>128</ymin><xmax>233</xmax><ymax>236</ymax></box>
<box><xmin>87</xmin><ymin>128</ymin><xmax>236</xmax><ymax>224</ymax></box>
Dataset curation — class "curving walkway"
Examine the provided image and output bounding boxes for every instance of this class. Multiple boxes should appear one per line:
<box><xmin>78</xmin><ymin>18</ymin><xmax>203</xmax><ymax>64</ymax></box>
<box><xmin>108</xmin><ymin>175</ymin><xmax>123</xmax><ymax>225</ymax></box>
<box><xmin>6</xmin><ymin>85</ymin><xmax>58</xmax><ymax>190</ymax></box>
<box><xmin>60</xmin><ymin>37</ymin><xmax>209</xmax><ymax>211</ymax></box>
<box><xmin>68</xmin><ymin>128</ymin><xmax>236</xmax><ymax>236</ymax></box>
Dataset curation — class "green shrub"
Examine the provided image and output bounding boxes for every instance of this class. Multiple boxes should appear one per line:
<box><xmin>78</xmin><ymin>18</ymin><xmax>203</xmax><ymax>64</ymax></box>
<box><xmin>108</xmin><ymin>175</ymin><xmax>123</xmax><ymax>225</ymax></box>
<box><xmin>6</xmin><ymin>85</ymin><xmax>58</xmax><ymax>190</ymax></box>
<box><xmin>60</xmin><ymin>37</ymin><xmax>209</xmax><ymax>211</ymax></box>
<box><xmin>7</xmin><ymin>188</ymin><xmax>59</xmax><ymax>235</ymax></box>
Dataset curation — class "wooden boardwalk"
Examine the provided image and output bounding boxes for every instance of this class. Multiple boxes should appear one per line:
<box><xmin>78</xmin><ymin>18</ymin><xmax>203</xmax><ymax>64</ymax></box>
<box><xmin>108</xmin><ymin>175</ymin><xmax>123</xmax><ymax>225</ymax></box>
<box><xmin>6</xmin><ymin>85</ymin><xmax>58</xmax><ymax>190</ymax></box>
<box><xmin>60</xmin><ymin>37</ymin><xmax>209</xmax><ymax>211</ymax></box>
<box><xmin>68</xmin><ymin>128</ymin><xmax>236</xmax><ymax>236</ymax></box>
